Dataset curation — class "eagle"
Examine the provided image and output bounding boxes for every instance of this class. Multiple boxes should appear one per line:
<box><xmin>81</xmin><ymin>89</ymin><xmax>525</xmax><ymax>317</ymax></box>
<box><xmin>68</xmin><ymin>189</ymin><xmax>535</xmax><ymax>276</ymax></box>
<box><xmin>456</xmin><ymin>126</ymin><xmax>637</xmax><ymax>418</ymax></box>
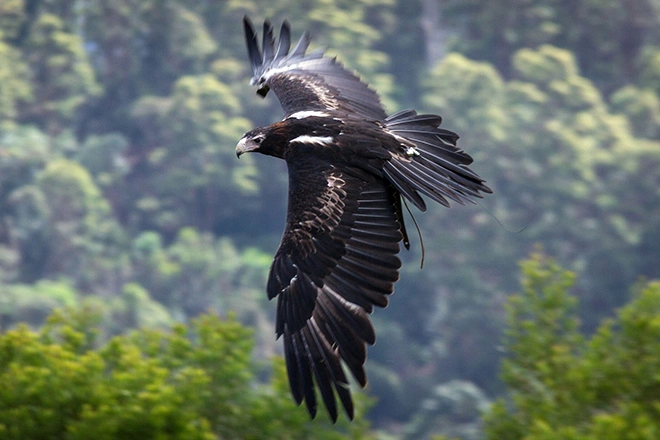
<box><xmin>237</xmin><ymin>17</ymin><xmax>491</xmax><ymax>422</ymax></box>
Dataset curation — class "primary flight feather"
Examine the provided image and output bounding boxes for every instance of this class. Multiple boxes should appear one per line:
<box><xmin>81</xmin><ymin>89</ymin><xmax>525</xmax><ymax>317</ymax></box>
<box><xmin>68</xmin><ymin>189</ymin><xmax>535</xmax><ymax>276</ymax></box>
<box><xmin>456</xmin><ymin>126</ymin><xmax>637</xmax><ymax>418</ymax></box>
<box><xmin>237</xmin><ymin>17</ymin><xmax>492</xmax><ymax>422</ymax></box>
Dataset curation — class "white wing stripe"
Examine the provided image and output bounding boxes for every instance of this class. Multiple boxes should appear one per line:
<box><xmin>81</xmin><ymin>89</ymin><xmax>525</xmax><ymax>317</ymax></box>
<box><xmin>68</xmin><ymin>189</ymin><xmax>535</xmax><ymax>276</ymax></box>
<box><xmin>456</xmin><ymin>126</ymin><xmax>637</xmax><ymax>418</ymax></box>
<box><xmin>291</xmin><ymin>135</ymin><xmax>335</xmax><ymax>146</ymax></box>
<box><xmin>288</xmin><ymin>110</ymin><xmax>331</xmax><ymax>119</ymax></box>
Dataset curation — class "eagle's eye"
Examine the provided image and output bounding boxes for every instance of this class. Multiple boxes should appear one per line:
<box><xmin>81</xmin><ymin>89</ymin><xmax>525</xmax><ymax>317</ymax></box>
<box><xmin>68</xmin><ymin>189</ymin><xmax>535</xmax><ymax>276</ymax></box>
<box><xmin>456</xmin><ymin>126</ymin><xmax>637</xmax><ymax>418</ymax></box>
<box><xmin>254</xmin><ymin>135</ymin><xmax>265</xmax><ymax>144</ymax></box>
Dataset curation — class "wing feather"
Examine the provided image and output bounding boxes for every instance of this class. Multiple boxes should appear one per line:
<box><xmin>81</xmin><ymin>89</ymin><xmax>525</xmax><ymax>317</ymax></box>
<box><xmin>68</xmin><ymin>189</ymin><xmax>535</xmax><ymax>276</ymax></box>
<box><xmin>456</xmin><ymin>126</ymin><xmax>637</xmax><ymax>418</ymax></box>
<box><xmin>244</xmin><ymin>17</ymin><xmax>262</xmax><ymax>75</ymax></box>
<box><xmin>243</xmin><ymin>17</ymin><xmax>386</xmax><ymax>120</ymax></box>
<box><xmin>315</xmin><ymin>294</ymin><xmax>367</xmax><ymax>370</ymax></box>
<box><xmin>262</xmin><ymin>20</ymin><xmax>275</xmax><ymax>64</ymax></box>
<box><xmin>275</xmin><ymin>21</ymin><xmax>291</xmax><ymax>59</ymax></box>
<box><xmin>290</xmin><ymin>27</ymin><xmax>311</xmax><ymax>58</ymax></box>
<box><xmin>268</xmin><ymin>155</ymin><xmax>402</xmax><ymax>421</ymax></box>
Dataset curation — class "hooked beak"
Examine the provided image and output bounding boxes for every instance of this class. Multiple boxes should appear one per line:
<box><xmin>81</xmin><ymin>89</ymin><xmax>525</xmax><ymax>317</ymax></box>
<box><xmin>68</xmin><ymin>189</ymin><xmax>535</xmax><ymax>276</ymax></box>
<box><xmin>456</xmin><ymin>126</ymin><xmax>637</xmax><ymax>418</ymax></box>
<box><xmin>236</xmin><ymin>137</ymin><xmax>257</xmax><ymax>158</ymax></box>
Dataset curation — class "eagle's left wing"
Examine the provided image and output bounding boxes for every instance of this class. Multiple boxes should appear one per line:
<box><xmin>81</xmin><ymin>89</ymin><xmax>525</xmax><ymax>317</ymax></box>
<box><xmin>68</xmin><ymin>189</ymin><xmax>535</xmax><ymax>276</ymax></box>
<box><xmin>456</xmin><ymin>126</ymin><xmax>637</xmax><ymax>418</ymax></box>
<box><xmin>243</xmin><ymin>17</ymin><xmax>387</xmax><ymax>120</ymax></box>
<box><xmin>268</xmin><ymin>152</ymin><xmax>403</xmax><ymax>421</ymax></box>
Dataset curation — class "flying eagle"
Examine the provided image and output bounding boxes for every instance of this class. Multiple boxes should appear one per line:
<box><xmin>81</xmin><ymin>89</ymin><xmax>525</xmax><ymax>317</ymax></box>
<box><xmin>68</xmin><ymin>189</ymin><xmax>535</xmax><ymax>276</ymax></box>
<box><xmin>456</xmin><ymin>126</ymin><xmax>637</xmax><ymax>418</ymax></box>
<box><xmin>237</xmin><ymin>17</ymin><xmax>491</xmax><ymax>422</ymax></box>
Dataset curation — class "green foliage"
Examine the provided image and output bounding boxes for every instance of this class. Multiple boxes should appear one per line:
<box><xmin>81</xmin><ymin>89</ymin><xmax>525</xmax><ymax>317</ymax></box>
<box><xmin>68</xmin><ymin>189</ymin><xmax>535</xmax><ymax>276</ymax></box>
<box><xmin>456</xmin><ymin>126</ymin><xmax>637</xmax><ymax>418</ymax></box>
<box><xmin>0</xmin><ymin>124</ymin><xmax>50</xmax><ymax>197</ymax></box>
<box><xmin>0</xmin><ymin>308</ymin><xmax>373</xmax><ymax>439</ymax></box>
<box><xmin>0</xmin><ymin>0</ymin><xmax>26</xmax><ymax>41</ymax></box>
<box><xmin>610</xmin><ymin>85</ymin><xmax>660</xmax><ymax>139</ymax></box>
<box><xmin>442</xmin><ymin>0</ymin><xmax>660</xmax><ymax>92</ymax></box>
<box><xmin>419</xmin><ymin>45</ymin><xmax>660</xmax><ymax>382</ymax></box>
<box><xmin>167</xmin><ymin>6</ymin><xmax>217</xmax><ymax>73</ymax></box>
<box><xmin>75</xmin><ymin>133</ymin><xmax>129</xmax><ymax>185</ymax></box>
<box><xmin>404</xmin><ymin>380</ymin><xmax>489</xmax><ymax>440</ymax></box>
<box><xmin>637</xmin><ymin>48</ymin><xmax>660</xmax><ymax>96</ymax></box>
<box><xmin>22</xmin><ymin>14</ymin><xmax>100</xmax><ymax>133</ymax></box>
<box><xmin>107</xmin><ymin>282</ymin><xmax>173</xmax><ymax>331</ymax></box>
<box><xmin>129</xmin><ymin>73</ymin><xmax>258</xmax><ymax>233</ymax></box>
<box><xmin>35</xmin><ymin>159</ymin><xmax>124</xmax><ymax>287</ymax></box>
<box><xmin>0</xmin><ymin>279</ymin><xmax>78</xmax><ymax>329</ymax></box>
<box><xmin>0</xmin><ymin>34</ymin><xmax>31</xmax><ymax>122</ymax></box>
<box><xmin>129</xmin><ymin>229</ymin><xmax>271</xmax><ymax>321</ymax></box>
<box><xmin>484</xmin><ymin>254</ymin><xmax>660</xmax><ymax>440</ymax></box>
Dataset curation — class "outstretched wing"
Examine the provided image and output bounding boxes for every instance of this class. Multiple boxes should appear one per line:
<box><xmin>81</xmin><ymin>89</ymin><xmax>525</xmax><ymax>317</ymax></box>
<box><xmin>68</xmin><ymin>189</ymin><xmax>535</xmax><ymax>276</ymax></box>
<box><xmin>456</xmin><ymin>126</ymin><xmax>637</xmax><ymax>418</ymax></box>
<box><xmin>243</xmin><ymin>16</ymin><xmax>387</xmax><ymax>120</ymax></box>
<box><xmin>268</xmin><ymin>154</ymin><xmax>403</xmax><ymax>421</ymax></box>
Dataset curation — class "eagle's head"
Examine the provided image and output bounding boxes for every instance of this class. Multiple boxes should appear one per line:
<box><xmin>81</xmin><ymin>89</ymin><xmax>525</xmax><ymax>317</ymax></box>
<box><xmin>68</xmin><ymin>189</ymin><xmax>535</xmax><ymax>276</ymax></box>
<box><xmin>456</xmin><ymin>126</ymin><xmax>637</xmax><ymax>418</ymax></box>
<box><xmin>236</xmin><ymin>124</ymin><xmax>288</xmax><ymax>159</ymax></box>
<box><xmin>236</xmin><ymin>127</ymin><xmax>267</xmax><ymax>158</ymax></box>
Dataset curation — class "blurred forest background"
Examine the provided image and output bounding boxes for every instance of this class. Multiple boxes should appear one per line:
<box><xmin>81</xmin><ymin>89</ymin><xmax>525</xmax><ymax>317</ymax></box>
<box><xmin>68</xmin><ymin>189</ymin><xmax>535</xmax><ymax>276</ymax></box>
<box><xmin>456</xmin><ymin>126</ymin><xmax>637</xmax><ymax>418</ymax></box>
<box><xmin>1</xmin><ymin>0</ymin><xmax>660</xmax><ymax>438</ymax></box>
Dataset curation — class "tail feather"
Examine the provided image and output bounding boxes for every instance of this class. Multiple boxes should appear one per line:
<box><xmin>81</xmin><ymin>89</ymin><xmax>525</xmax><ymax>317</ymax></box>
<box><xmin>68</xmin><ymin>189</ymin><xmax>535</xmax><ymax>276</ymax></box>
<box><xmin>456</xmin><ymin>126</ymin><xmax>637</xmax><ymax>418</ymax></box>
<box><xmin>383</xmin><ymin>109</ymin><xmax>491</xmax><ymax>209</ymax></box>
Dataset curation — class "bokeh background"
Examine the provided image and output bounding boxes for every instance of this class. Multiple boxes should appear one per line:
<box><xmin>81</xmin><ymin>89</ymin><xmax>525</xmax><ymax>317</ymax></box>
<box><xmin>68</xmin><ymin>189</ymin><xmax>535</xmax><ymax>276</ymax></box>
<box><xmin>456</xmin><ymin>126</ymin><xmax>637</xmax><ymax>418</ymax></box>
<box><xmin>1</xmin><ymin>0</ymin><xmax>660</xmax><ymax>438</ymax></box>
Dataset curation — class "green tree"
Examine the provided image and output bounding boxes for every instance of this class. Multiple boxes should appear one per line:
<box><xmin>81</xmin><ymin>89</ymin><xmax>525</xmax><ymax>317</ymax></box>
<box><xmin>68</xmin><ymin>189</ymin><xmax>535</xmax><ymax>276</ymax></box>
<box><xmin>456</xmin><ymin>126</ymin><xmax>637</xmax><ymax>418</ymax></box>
<box><xmin>0</xmin><ymin>279</ymin><xmax>77</xmax><ymax>330</ymax></box>
<box><xmin>0</xmin><ymin>32</ymin><xmax>31</xmax><ymax>122</ymax></box>
<box><xmin>0</xmin><ymin>0</ymin><xmax>27</xmax><ymax>41</ymax></box>
<box><xmin>0</xmin><ymin>125</ymin><xmax>53</xmax><ymax>282</ymax></box>
<box><xmin>0</xmin><ymin>307</ymin><xmax>373</xmax><ymax>439</ymax></box>
<box><xmin>129</xmin><ymin>73</ymin><xmax>257</xmax><ymax>234</ymax></box>
<box><xmin>35</xmin><ymin>159</ymin><xmax>124</xmax><ymax>289</ymax></box>
<box><xmin>21</xmin><ymin>13</ymin><xmax>100</xmax><ymax>134</ymax></box>
<box><xmin>75</xmin><ymin>132</ymin><xmax>129</xmax><ymax>184</ymax></box>
<box><xmin>484</xmin><ymin>253</ymin><xmax>660</xmax><ymax>439</ymax></box>
<box><xmin>416</xmin><ymin>46</ymin><xmax>660</xmax><ymax>384</ymax></box>
<box><xmin>610</xmin><ymin>85</ymin><xmax>660</xmax><ymax>140</ymax></box>
<box><xmin>129</xmin><ymin>229</ymin><xmax>271</xmax><ymax>322</ymax></box>
<box><xmin>442</xmin><ymin>0</ymin><xmax>660</xmax><ymax>92</ymax></box>
<box><xmin>80</xmin><ymin>0</ymin><xmax>219</xmax><ymax>135</ymax></box>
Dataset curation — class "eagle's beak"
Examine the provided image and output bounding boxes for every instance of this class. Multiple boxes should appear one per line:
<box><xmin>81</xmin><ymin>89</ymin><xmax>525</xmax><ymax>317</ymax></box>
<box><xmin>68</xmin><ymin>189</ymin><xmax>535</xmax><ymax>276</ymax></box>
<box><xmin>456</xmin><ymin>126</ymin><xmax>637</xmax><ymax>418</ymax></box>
<box><xmin>236</xmin><ymin>137</ymin><xmax>254</xmax><ymax>158</ymax></box>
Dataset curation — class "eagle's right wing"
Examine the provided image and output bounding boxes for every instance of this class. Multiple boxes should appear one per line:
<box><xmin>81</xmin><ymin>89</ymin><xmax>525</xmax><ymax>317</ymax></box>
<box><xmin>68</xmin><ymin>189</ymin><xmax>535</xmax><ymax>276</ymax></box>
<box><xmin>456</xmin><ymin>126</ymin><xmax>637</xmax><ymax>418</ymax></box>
<box><xmin>243</xmin><ymin>17</ymin><xmax>387</xmax><ymax>120</ymax></box>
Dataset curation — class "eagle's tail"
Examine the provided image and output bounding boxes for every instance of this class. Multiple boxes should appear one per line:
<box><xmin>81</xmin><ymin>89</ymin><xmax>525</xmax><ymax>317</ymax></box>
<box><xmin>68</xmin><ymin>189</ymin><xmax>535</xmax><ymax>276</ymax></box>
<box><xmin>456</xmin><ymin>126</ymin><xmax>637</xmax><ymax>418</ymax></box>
<box><xmin>381</xmin><ymin>109</ymin><xmax>491</xmax><ymax>211</ymax></box>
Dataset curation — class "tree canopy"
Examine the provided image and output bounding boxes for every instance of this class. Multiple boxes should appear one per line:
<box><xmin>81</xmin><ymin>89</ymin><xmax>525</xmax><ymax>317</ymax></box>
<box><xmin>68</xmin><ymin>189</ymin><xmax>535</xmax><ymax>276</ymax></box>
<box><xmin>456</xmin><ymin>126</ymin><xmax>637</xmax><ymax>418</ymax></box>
<box><xmin>0</xmin><ymin>308</ymin><xmax>372</xmax><ymax>439</ymax></box>
<box><xmin>485</xmin><ymin>254</ymin><xmax>660</xmax><ymax>440</ymax></box>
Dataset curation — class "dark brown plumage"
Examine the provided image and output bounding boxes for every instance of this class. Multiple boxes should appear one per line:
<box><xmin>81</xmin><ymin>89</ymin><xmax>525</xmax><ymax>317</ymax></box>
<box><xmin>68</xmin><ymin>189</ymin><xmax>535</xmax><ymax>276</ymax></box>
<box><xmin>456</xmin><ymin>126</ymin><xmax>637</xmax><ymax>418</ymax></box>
<box><xmin>237</xmin><ymin>17</ymin><xmax>492</xmax><ymax>422</ymax></box>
